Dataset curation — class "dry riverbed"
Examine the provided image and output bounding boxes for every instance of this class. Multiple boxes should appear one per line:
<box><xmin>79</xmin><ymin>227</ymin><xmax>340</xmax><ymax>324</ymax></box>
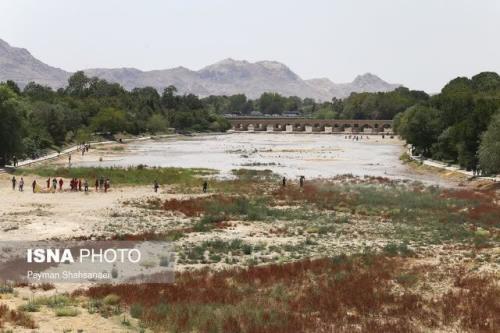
<box><xmin>0</xmin><ymin>137</ymin><xmax>499</xmax><ymax>332</ymax></box>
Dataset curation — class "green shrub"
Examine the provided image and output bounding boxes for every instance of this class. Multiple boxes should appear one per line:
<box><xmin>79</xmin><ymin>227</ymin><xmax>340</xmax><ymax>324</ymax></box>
<box><xmin>55</xmin><ymin>306</ymin><xmax>79</xmax><ymax>317</ymax></box>
<box><xmin>103</xmin><ymin>294</ymin><xmax>121</xmax><ymax>305</ymax></box>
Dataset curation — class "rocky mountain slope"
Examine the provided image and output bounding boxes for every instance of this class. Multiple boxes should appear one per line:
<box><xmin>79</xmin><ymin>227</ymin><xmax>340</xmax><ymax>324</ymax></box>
<box><xmin>0</xmin><ymin>38</ymin><xmax>69</xmax><ymax>89</ymax></box>
<box><xmin>0</xmin><ymin>38</ymin><xmax>400</xmax><ymax>100</ymax></box>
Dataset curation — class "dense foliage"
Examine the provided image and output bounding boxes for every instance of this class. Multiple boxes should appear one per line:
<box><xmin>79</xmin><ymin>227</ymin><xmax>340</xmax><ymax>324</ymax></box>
<box><xmin>2</xmin><ymin>71</ymin><xmax>499</xmax><ymax>173</ymax></box>
<box><xmin>214</xmin><ymin>87</ymin><xmax>429</xmax><ymax>120</ymax></box>
<box><xmin>395</xmin><ymin>72</ymin><xmax>500</xmax><ymax>173</ymax></box>
<box><xmin>0</xmin><ymin>72</ymin><xmax>230</xmax><ymax>165</ymax></box>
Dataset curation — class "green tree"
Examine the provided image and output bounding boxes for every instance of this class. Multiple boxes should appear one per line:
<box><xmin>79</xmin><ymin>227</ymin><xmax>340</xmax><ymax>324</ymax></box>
<box><xmin>5</xmin><ymin>80</ymin><xmax>21</xmax><ymax>95</ymax></box>
<box><xmin>91</xmin><ymin>107</ymin><xmax>128</xmax><ymax>134</ymax></box>
<box><xmin>161</xmin><ymin>85</ymin><xmax>178</xmax><ymax>109</ymax></box>
<box><xmin>398</xmin><ymin>106</ymin><xmax>442</xmax><ymax>156</ymax></box>
<box><xmin>66</xmin><ymin>71</ymin><xmax>90</xmax><ymax>97</ymax></box>
<box><xmin>23</xmin><ymin>82</ymin><xmax>56</xmax><ymax>102</ymax></box>
<box><xmin>478</xmin><ymin>112</ymin><xmax>500</xmax><ymax>174</ymax></box>
<box><xmin>0</xmin><ymin>85</ymin><xmax>24</xmax><ymax>165</ymax></box>
<box><xmin>146</xmin><ymin>113</ymin><xmax>169</xmax><ymax>133</ymax></box>
<box><xmin>258</xmin><ymin>92</ymin><xmax>285</xmax><ymax>115</ymax></box>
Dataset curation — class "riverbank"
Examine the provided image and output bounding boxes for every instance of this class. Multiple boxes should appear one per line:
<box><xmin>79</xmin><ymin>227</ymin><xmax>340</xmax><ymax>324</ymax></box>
<box><xmin>401</xmin><ymin>151</ymin><xmax>500</xmax><ymax>187</ymax></box>
<box><xmin>1</xmin><ymin>133</ymin><xmax>182</xmax><ymax>171</ymax></box>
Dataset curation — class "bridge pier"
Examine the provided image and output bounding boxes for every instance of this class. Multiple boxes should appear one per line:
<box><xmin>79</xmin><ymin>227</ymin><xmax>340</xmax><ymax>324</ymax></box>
<box><xmin>227</xmin><ymin>118</ymin><xmax>393</xmax><ymax>134</ymax></box>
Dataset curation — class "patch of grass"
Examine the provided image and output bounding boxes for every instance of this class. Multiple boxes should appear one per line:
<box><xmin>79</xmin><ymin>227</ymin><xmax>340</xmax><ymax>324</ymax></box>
<box><xmin>230</xmin><ymin>168</ymin><xmax>280</xmax><ymax>181</ymax></box>
<box><xmin>0</xmin><ymin>304</ymin><xmax>38</xmax><ymax>329</ymax></box>
<box><xmin>184</xmin><ymin>239</ymin><xmax>253</xmax><ymax>263</ymax></box>
<box><xmin>395</xmin><ymin>273</ymin><xmax>419</xmax><ymax>287</ymax></box>
<box><xmin>33</xmin><ymin>294</ymin><xmax>75</xmax><ymax>308</ymax></box>
<box><xmin>55</xmin><ymin>307</ymin><xmax>80</xmax><ymax>317</ymax></box>
<box><xmin>0</xmin><ymin>284</ymin><xmax>14</xmax><ymax>294</ymax></box>
<box><xmin>130</xmin><ymin>304</ymin><xmax>144</xmax><ymax>319</ymax></box>
<box><xmin>383</xmin><ymin>242</ymin><xmax>414</xmax><ymax>257</ymax></box>
<box><xmin>18</xmin><ymin>302</ymin><xmax>40</xmax><ymax>313</ymax></box>
<box><xmin>15</xmin><ymin>166</ymin><xmax>216</xmax><ymax>186</ymax></box>
<box><xmin>103</xmin><ymin>294</ymin><xmax>121</xmax><ymax>306</ymax></box>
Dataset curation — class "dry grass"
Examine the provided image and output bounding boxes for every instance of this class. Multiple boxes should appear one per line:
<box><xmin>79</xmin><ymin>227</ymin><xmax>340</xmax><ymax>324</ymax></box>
<box><xmin>0</xmin><ymin>304</ymin><xmax>37</xmax><ymax>329</ymax></box>
<box><xmin>78</xmin><ymin>253</ymin><xmax>500</xmax><ymax>333</ymax></box>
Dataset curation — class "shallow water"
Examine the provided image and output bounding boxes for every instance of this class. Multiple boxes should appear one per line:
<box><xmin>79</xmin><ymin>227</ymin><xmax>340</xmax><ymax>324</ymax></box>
<box><xmin>75</xmin><ymin>133</ymin><xmax>452</xmax><ymax>186</ymax></box>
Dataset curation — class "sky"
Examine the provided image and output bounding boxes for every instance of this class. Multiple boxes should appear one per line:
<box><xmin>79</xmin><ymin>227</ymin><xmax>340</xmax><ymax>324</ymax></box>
<box><xmin>0</xmin><ymin>0</ymin><xmax>499</xmax><ymax>93</ymax></box>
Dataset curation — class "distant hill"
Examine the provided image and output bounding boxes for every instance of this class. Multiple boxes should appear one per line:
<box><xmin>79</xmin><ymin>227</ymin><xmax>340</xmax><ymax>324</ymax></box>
<box><xmin>0</xmin><ymin>38</ymin><xmax>401</xmax><ymax>100</ymax></box>
<box><xmin>306</xmin><ymin>73</ymin><xmax>401</xmax><ymax>99</ymax></box>
<box><xmin>0</xmin><ymin>38</ymin><xmax>69</xmax><ymax>89</ymax></box>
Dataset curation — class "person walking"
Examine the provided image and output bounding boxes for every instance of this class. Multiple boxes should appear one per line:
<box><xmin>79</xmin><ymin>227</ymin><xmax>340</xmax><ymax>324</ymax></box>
<box><xmin>299</xmin><ymin>176</ymin><xmax>305</xmax><ymax>188</ymax></box>
<box><xmin>104</xmin><ymin>178</ymin><xmax>110</xmax><ymax>193</ymax></box>
<box><xmin>19</xmin><ymin>177</ymin><xmax>24</xmax><ymax>192</ymax></box>
<box><xmin>84</xmin><ymin>179</ymin><xmax>89</xmax><ymax>192</ymax></box>
<box><xmin>282</xmin><ymin>177</ymin><xmax>286</xmax><ymax>187</ymax></box>
<box><xmin>46</xmin><ymin>177</ymin><xmax>50</xmax><ymax>189</ymax></box>
<box><xmin>11</xmin><ymin>176</ymin><xmax>16</xmax><ymax>190</ymax></box>
<box><xmin>32</xmin><ymin>180</ymin><xmax>37</xmax><ymax>193</ymax></box>
<box><xmin>99</xmin><ymin>176</ymin><xmax>104</xmax><ymax>191</ymax></box>
<box><xmin>202</xmin><ymin>181</ymin><xmax>208</xmax><ymax>193</ymax></box>
<box><xmin>59</xmin><ymin>178</ymin><xmax>64</xmax><ymax>191</ymax></box>
<box><xmin>78</xmin><ymin>179</ymin><xmax>82</xmax><ymax>192</ymax></box>
<box><xmin>95</xmin><ymin>178</ymin><xmax>99</xmax><ymax>192</ymax></box>
<box><xmin>52</xmin><ymin>178</ymin><xmax>57</xmax><ymax>191</ymax></box>
<box><xmin>154</xmin><ymin>180</ymin><xmax>159</xmax><ymax>193</ymax></box>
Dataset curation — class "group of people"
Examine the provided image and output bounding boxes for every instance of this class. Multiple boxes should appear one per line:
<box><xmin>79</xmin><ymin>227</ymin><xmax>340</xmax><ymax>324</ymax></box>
<box><xmin>68</xmin><ymin>143</ymin><xmax>91</xmax><ymax>167</ymax></box>
<box><xmin>11</xmin><ymin>176</ymin><xmax>24</xmax><ymax>191</ymax></box>
<box><xmin>77</xmin><ymin>143</ymin><xmax>91</xmax><ymax>157</ymax></box>
<box><xmin>345</xmin><ymin>135</ymin><xmax>370</xmax><ymax>141</ymax></box>
<box><xmin>10</xmin><ymin>176</ymin><xmax>111</xmax><ymax>193</ymax></box>
<box><xmin>281</xmin><ymin>175</ymin><xmax>306</xmax><ymax>187</ymax></box>
<box><xmin>68</xmin><ymin>178</ymin><xmax>89</xmax><ymax>192</ymax></box>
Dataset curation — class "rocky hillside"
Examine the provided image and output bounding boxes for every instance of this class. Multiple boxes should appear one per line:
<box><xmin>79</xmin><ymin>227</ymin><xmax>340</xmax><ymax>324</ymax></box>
<box><xmin>306</xmin><ymin>73</ymin><xmax>401</xmax><ymax>99</ymax></box>
<box><xmin>0</xmin><ymin>38</ymin><xmax>400</xmax><ymax>100</ymax></box>
<box><xmin>0</xmin><ymin>38</ymin><xmax>69</xmax><ymax>88</ymax></box>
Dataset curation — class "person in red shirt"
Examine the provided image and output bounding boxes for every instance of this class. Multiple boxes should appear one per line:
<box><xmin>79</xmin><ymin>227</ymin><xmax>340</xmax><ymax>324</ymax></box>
<box><xmin>78</xmin><ymin>179</ymin><xmax>82</xmax><ymax>191</ymax></box>
<box><xmin>59</xmin><ymin>178</ymin><xmax>64</xmax><ymax>191</ymax></box>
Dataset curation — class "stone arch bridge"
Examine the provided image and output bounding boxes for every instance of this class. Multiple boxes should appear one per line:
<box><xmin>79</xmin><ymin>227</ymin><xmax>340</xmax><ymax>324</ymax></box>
<box><xmin>227</xmin><ymin>117</ymin><xmax>393</xmax><ymax>134</ymax></box>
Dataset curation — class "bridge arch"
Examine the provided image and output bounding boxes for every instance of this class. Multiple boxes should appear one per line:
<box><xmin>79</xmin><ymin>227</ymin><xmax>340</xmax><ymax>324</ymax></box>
<box><xmin>226</xmin><ymin>117</ymin><xmax>392</xmax><ymax>133</ymax></box>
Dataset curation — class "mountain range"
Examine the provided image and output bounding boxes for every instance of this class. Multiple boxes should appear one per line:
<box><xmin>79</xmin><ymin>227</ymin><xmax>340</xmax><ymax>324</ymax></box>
<box><xmin>0</xmin><ymin>38</ymin><xmax>400</xmax><ymax>100</ymax></box>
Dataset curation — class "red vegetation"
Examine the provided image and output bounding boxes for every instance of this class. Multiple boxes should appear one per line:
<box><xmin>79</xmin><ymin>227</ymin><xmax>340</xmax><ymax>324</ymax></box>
<box><xmin>161</xmin><ymin>195</ymin><xmax>236</xmax><ymax>217</ymax></box>
<box><xmin>0</xmin><ymin>304</ymin><xmax>37</xmax><ymax>329</ymax></box>
<box><xmin>272</xmin><ymin>184</ymin><xmax>349</xmax><ymax>210</ymax></box>
<box><xmin>442</xmin><ymin>189</ymin><xmax>500</xmax><ymax>226</ymax></box>
<box><xmin>78</xmin><ymin>255</ymin><xmax>500</xmax><ymax>333</ymax></box>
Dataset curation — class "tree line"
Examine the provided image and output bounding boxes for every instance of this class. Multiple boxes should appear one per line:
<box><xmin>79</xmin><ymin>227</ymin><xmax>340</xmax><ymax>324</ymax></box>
<box><xmin>1</xmin><ymin>71</ymin><xmax>499</xmax><ymax>174</ymax></box>
<box><xmin>0</xmin><ymin>72</ymin><xmax>231</xmax><ymax>165</ymax></box>
<box><xmin>211</xmin><ymin>87</ymin><xmax>430</xmax><ymax>120</ymax></box>
<box><xmin>394</xmin><ymin>72</ymin><xmax>500</xmax><ymax>175</ymax></box>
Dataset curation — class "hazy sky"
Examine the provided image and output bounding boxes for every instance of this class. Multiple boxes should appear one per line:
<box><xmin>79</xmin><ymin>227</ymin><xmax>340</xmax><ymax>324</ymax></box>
<box><xmin>1</xmin><ymin>0</ymin><xmax>499</xmax><ymax>92</ymax></box>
